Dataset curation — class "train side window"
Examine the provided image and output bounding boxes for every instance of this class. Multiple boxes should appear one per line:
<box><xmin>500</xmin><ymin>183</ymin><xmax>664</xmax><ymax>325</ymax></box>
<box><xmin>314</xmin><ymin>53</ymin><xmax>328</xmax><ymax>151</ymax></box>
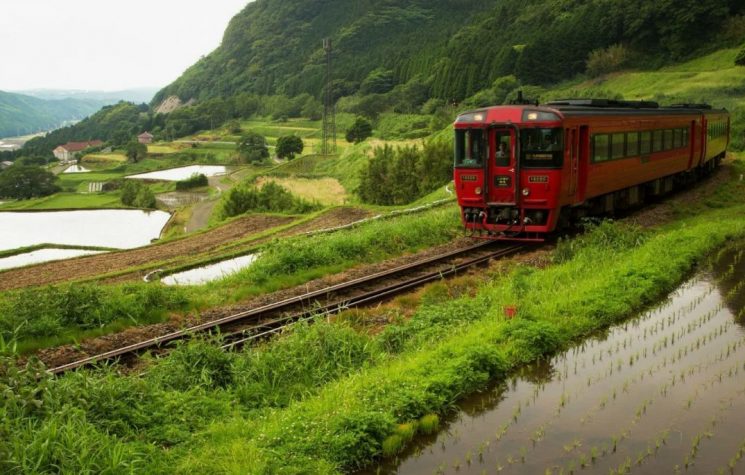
<box><xmin>611</xmin><ymin>133</ymin><xmax>625</xmax><ymax>159</ymax></box>
<box><xmin>626</xmin><ymin>132</ymin><xmax>639</xmax><ymax>157</ymax></box>
<box><xmin>640</xmin><ymin>131</ymin><xmax>652</xmax><ymax>155</ymax></box>
<box><xmin>673</xmin><ymin>129</ymin><xmax>682</xmax><ymax>148</ymax></box>
<box><xmin>592</xmin><ymin>134</ymin><xmax>609</xmax><ymax>162</ymax></box>
<box><xmin>653</xmin><ymin>130</ymin><xmax>663</xmax><ymax>152</ymax></box>
<box><xmin>682</xmin><ymin>128</ymin><xmax>689</xmax><ymax>145</ymax></box>
<box><xmin>663</xmin><ymin>129</ymin><xmax>673</xmax><ymax>150</ymax></box>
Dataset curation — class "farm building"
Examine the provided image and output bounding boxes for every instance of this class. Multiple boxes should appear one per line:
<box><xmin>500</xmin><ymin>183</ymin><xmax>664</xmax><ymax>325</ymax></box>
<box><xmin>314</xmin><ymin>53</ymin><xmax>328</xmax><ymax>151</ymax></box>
<box><xmin>138</xmin><ymin>132</ymin><xmax>154</xmax><ymax>144</ymax></box>
<box><xmin>53</xmin><ymin>140</ymin><xmax>104</xmax><ymax>162</ymax></box>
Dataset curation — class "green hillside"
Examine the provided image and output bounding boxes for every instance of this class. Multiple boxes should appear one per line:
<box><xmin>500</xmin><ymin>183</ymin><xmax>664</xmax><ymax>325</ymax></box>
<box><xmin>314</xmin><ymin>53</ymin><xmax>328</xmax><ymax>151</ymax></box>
<box><xmin>0</xmin><ymin>90</ymin><xmax>104</xmax><ymax>139</ymax></box>
<box><xmin>545</xmin><ymin>47</ymin><xmax>745</xmax><ymax>149</ymax></box>
<box><xmin>154</xmin><ymin>0</ymin><xmax>743</xmax><ymax>104</ymax></box>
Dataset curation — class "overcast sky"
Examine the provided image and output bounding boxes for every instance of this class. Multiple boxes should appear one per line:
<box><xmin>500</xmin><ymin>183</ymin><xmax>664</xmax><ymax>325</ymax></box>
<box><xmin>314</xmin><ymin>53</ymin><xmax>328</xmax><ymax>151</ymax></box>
<box><xmin>0</xmin><ymin>0</ymin><xmax>250</xmax><ymax>92</ymax></box>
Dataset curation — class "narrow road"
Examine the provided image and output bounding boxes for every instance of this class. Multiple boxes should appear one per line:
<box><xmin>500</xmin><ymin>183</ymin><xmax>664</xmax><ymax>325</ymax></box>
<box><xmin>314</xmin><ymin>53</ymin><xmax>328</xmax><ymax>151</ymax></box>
<box><xmin>185</xmin><ymin>175</ymin><xmax>234</xmax><ymax>232</ymax></box>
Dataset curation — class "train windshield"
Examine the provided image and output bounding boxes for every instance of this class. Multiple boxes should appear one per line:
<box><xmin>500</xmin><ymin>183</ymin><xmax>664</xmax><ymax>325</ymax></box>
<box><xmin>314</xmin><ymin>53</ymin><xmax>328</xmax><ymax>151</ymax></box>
<box><xmin>521</xmin><ymin>128</ymin><xmax>563</xmax><ymax>168</ymax></box>
<box><xmin>455</xmin><ymin>129</ymin><xmax>485</xmax><ymax>168</ymax></box>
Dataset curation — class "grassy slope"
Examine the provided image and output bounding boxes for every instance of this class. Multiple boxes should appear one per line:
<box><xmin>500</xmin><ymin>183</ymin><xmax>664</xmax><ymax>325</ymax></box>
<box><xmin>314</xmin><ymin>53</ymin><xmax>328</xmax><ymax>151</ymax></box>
<box><xmin>546</xmin><ymin>47</ymin><xmax>745</xmax><ymax>148</ymax></box>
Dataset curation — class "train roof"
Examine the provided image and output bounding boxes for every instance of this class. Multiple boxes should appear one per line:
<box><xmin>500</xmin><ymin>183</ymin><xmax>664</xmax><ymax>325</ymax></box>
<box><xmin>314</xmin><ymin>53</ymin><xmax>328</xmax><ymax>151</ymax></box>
<box><xmin>545</xmin><ymin>99</ymin><xmax>728</xmax><ymax>117</ymax></box>
<box><xmin>456</xmin><ymin>100</ymin><xmax>728</xmax><ymax>125</ymax></box>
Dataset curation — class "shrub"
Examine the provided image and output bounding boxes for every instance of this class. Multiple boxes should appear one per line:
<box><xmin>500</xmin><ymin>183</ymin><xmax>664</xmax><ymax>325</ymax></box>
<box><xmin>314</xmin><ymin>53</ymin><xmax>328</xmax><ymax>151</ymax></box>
<box><xmin>357</xmin><ymin>139</ymin><xmax>452</xmax><ymax>205</ymax></box>
<box><xmin>175</xmin><ymin>173</ymin><xmax>208</xmax><ymax>190</ymax></box>
<box><xmin>586</xmin><ymin>44</ymin><xmax>629</xmax><ymax>78</ymax></box>
<box><xmin>219</xmin><ymin>181</ymin><xmax>321</xmax><ymax>218</ymax></box>
<box><xmin>120</xmin><ymin>180</ymin><xmax>156</xmax><ymax>208</ymax></box>
<box><xmin>345</xmin><ymin>116</ymin><xmax>373</xmax><ymax>144</ymax></box>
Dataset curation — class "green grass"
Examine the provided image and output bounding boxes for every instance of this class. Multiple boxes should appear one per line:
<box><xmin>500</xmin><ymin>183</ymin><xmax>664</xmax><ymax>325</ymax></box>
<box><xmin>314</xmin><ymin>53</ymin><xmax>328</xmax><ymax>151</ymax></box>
<box><xmin>0</xmin><ymin>192</ymin><xmax>124</xmax><ymax>210</ymax></box>
<box><xmin>4</xmin><ymin>189</ymin><xmax>745</xmax><ymax>474</ymax></box>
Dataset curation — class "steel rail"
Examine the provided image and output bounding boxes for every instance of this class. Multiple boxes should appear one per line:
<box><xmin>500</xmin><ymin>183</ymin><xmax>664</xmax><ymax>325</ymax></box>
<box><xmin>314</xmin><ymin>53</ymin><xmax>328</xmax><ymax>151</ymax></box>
<box><xmin>220</xmin><ymin>244</ymin><xmax>524</xmax><ymax>350</ymax></box>
<box><xmin>48</xmin><ymin>241</ymin><xmax>522</xmax><ymax>374</ymax></box>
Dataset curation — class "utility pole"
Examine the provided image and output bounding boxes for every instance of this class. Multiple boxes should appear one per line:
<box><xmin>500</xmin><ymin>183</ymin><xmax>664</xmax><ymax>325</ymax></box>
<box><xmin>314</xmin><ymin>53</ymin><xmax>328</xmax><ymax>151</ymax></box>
<box><xmin>321</xmin><ymin>38</ymin><xmax>336</xmax><ymax>155</ymax></box>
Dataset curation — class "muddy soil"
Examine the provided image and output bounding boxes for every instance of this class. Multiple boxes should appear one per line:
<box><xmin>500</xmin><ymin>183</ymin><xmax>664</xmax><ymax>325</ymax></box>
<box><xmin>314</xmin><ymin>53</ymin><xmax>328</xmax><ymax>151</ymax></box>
<box><xmin>0</xmin><ymin>215</ymin><xmax>293</xmax><ymax>291</ymax></box>
<box><xmin>0</xmin><ymin>207</ymin><xmax>373</xmax><ymax>291</ymax></box>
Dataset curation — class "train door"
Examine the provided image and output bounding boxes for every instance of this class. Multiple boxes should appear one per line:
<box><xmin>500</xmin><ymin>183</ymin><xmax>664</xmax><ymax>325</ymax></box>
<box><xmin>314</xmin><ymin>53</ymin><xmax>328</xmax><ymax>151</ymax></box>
<box><xmin>576</xmin><ymin>125</ymin><xmax>589</xmax><ymax>203</ymax></box>
<box><xmin>567</xmin><ymin>127</ymin><xmax>578</xmax><ymax>198</ymax></box>
<box><xmin>487</xmin><ymin>128</ymin><xmax>517</xmax><ymax>205</ymax></box>
<box><xmin>687</xmin><ymin>120</ymin><xmax>696</xmax><ymax>169</ymax></box>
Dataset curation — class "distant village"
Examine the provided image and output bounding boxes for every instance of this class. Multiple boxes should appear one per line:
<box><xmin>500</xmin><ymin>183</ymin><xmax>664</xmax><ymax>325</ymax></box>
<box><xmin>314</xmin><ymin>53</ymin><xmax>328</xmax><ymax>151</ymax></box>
<box><xmin>50</xmin><ymin>132</ymin><xmax>153</xmax><ymax>164</ymax></box>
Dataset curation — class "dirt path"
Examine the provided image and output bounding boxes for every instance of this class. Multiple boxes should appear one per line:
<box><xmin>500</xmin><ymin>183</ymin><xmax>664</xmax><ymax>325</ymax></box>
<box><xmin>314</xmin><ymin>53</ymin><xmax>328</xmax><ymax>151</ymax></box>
<box><xmin>185</xmin><ymin>176</ymin><xmax>234</xmax><ymax>233</ymax></box>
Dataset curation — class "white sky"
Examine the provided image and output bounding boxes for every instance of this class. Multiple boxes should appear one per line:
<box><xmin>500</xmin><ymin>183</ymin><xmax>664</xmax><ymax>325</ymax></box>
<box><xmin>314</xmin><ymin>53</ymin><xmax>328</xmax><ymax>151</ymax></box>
<box><xmin>0</xmin><ymin>0</ymin><xmax>251</xmax><ymax>91</ymax></box>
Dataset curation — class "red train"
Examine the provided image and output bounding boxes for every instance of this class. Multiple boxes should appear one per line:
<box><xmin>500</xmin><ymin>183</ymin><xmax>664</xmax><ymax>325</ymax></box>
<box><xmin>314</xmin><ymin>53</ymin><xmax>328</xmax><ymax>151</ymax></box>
<box><xmin>454</xmin><ymin>99</ymin><xmax>730</xmax><ymax>240</ymax></box>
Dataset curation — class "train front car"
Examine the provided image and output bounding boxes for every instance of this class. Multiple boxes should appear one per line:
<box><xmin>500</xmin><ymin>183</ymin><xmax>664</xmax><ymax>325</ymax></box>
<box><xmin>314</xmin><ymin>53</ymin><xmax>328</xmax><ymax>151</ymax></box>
<box><xmin>454</xmin><ymin>106</ymin><xmax>566</xmax><ymax>241</ymax></box>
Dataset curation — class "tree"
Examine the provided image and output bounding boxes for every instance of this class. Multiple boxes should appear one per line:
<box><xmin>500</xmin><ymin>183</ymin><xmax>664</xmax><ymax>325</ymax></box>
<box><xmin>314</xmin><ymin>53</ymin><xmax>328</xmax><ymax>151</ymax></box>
<box><xmin>0</xmin><ymin>166</ymin><xmax>60</xmax><ymax>199</ymax></box>
<box><xmin>126</xmin><ymin>140</ymin><xmax>148</xmax><ymax>163</ymax></box>
<box><xmin>276</xmin><ymin>135</ymin><xmax>304</xmax><ymax>160</ymax></box>
<box><xmin>345</xmin><ymin>117</ymin><xmax>373</xmax><ymax>144</ymax></box>
<box><xmin>238</xmin><ymin>132</ymin><xmax>269</xmax><ymax>163</ymax></box>
<box><xmin>120</xmin><ymin>180</ymin><xmax>156</xmax><ymax>208</ymax></box>
<box><xmin>360</xmin><ymin>68</ymin><xmax>395</xmax><ymax>95</ymax></box>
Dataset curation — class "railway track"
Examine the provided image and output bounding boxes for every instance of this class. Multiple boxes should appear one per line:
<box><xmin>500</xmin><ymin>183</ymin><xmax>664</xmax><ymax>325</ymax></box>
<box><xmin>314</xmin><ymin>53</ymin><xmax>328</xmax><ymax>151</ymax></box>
<box><xmin>48</xmin><ymin>241</ymin><xmax>526</xmax><ymax>375</ymax></box>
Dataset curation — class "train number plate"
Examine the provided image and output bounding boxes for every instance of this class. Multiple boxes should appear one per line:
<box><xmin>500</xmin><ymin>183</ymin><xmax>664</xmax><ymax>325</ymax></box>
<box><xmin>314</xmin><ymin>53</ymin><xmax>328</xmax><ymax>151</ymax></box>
<box><xmin>528</xmin><ymin>175</ymin><xmax>549</xmax><ymax>183</ymax></box>
<box><xmin>461</xmin><ymin>175</ymin><xmax>478</xmax><ymax>182</ymax></box>
<box><xmin>494</xmin><ymin>176</ymin><xmax>511</xmax><ymax>187</ymax></box>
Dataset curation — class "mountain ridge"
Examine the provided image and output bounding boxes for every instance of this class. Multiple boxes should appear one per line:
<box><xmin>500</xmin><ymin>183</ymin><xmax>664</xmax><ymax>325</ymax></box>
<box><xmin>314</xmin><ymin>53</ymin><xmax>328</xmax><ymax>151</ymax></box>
<box><xmin>0</xmin><ymin>90</ymin><xmax>106</xmax><ymax>139</ymax></box>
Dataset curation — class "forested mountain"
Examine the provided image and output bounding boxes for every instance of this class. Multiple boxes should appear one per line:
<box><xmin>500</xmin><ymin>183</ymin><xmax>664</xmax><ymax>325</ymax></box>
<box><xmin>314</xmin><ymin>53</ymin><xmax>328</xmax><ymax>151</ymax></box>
<box><xmin>154</xmin><ymin>0</ymin><xmax>744</xmax><ymax>104</ymax></box>
<box><xmin>9</xmin><ymin>0</ymin><xmax>743</xmax><ymax>159</ymax></box>
<box><xmin>0</xmin><ymin>90</ymin><xmax>105</xmax><ymax>139</ymax></box>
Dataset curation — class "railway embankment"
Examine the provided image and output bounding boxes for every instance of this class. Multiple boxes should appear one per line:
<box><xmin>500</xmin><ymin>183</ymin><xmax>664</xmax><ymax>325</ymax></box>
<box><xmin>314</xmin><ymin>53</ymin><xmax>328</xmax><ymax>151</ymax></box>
<box><xmin>2</xmin><ymin>155</ymin><xmax>745</xmax><ymax>473</ymax></box>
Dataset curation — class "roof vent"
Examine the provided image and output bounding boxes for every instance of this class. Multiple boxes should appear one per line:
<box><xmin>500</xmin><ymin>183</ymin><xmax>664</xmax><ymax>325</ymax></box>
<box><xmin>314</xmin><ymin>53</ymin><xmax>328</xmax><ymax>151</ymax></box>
<box><xmin>668</xmin><ymin>103</ymin><xmax>712</xmax><ymax>110</ymax></box>
<box><xmin>545</xmin><ymin>99</ymin><xmax>659</xmax><ymax>109</ymax></box>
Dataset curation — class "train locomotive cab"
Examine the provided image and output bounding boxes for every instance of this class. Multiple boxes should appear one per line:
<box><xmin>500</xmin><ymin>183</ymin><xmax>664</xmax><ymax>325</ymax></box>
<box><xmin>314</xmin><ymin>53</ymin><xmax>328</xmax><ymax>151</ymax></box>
<box><xmin>454</xmin><ymin>106</ymin><xmax>566</xmax><ymax>241</ymax></box>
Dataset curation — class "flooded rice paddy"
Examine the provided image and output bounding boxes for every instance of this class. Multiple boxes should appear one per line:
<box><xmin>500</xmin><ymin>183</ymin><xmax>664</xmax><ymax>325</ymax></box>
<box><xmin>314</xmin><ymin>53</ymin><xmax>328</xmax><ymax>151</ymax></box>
<box><xmin>367</xmin><ymin>246</ymin><xmax>745</xmax><ymax>475</ymax></box>
<box><xmin>0</xmin><ymin>248</ymin><xmax>105</xmax><ymax>271</ymax></box>
<box><xmin>161</xmin><ymin>254</ymin><xmax>258</xmax><ymax>286</ymax></box>
<box><xmin>62</xmin><ymin>164</ymin><xmax>91</xmax><ymax>173</ymax></box>
<box><xmin>126</xmin><ymin>165</ymin><xmax>227</xmax><ymax>181</ymax></box>
<box><xmin>0</xmin><ymin>210</ymin><xmax>171</xmax><ymax>251</ymax></box>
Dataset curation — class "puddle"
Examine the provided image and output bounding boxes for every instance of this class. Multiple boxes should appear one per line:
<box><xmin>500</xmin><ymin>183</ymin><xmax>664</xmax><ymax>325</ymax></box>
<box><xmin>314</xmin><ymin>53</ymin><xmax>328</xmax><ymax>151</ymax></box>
<box><xmin>0</xmin><ymin>210</ymin><xmax>171</xmax><ymax>251</ymax></box>
<box><xmin>0</xmin><ymin>248</ymin><xmax>106</xmax><ymax>271</ymax></box>
<box><xmin>62</xmin><ymin>165</ymin><xmax>91</xmax><ymax>173</ymax></box>
<box><xmin>161</xmin><ymin>254</ymin><xmax>258</xmax><ymax>286</ymax></box>
<box><xmin>363</xmin><ymin>246</ymin><xmax>745</xmax><ymax>475</ymax></box>
<box><xmin>126</xmin><ymin>165</ymin><xmax>226</xmax><ymax>181</ymax></box>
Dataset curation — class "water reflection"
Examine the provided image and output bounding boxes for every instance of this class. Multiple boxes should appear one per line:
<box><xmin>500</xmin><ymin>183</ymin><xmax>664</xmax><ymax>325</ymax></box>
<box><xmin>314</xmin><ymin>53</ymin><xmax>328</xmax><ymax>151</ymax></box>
<box><xmin>364</xmin><ymin>246</ymin><xmax>745</xmax><ymax>475</ymax></box>
<box><xmin>0</xmin><ymin>210</ymin><xmax>171</xmax><ymax>251</ymax></box>
<box><xmin>126</xmin><ymin>165</ymin><xmax>226</xmax><ymax>181</ymax></box>
<box><xmin>0</xmin><ymin>248</ymin><xmax>105</xmax><ymax>271</ymax></box>
<box><xmin>161</xmin><ymin>254</ymin><xmax>258</xmax><ymax>286</ymax></box>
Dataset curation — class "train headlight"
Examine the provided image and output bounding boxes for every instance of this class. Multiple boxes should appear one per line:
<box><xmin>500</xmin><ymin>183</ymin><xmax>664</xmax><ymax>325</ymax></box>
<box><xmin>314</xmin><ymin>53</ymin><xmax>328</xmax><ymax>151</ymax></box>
<box><xmin>474</xmin><ymin>187</ymin><xmax>482</xmax><ymax>195</ymax></box>
<box><xmin>522</xmin><ymin>188</ymin><xmax>530</xmax><ymax>196</ymax></box>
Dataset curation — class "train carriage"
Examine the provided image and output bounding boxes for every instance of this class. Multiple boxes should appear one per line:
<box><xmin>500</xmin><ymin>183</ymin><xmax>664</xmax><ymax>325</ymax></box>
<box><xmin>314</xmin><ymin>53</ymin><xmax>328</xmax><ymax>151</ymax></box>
<box><xmin>454</xmin><ymin>99</ymin><xmax>730</xmax><ymax>240</ymax></box>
